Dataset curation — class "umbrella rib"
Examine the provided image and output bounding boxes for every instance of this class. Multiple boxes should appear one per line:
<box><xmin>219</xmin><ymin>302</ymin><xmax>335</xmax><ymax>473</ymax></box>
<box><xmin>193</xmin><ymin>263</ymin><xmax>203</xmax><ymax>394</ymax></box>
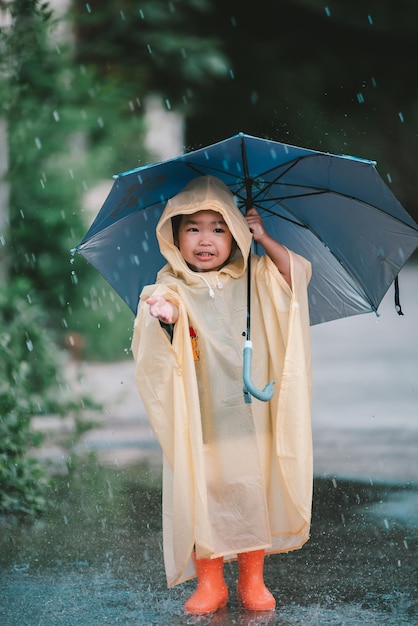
<box><xmin>262</xmin><ymin>198</ymin><xmax>382</xmax><ymax>310</ymax></box>
<box><xmin>181</xmin><ymin>155</ymin><xmax>416</xmax><ymax>231</ymax></box>
<box><xmin>222</xmin><ymin>151</ymin><xmax>417</xmax><ymax>231</ymax></box>
<box><xmin>245</xmin><ymin>177</ymin><xmax>418</xmax><ymax>232</ymax></box>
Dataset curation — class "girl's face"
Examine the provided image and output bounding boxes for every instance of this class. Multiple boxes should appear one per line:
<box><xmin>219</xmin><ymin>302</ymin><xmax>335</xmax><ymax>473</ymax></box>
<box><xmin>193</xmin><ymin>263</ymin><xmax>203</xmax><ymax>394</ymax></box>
<box><xmin>177</xmin><ymin>210</ymin><xmax>233</xmax><ymax>272</ymax></box>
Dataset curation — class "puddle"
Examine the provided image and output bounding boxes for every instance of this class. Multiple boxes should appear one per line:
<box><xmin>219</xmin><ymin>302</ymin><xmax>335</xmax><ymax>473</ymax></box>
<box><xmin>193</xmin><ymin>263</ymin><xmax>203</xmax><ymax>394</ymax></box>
<box><xmin>1</xmin><ymin>462</ymin><xmax>417</xmax><ymax>625</ymax></box>
<box><xmin>364</xmin><ymin>490</ymin><xmax>418</xmax><ymax>530</ymax></box>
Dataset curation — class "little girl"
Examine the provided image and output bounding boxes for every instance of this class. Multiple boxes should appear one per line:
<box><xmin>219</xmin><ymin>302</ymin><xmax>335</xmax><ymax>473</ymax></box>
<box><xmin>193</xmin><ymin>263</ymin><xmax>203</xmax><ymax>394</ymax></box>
<box><xmin>131</xmin><ymin>175</ymin><xmax>312</xmax><ymax>614</ymax></box>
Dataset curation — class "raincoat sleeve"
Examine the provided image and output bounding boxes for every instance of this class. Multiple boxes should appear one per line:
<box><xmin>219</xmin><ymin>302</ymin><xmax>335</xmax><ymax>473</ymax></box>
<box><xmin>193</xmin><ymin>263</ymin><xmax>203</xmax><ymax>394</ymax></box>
<box><xmin>131</xmin><ymin>282</ymin><xmax>204</xmax><ymax>586</ymax></box>
<box><xmin>131</xmin><ymin>283</ymin><xmax>187</xmax><ymax>469</ymax></box>
<box><xmin>255</xmin><ymin>251</ymin><xmax>313</xmax><ymax>521</ymax></box>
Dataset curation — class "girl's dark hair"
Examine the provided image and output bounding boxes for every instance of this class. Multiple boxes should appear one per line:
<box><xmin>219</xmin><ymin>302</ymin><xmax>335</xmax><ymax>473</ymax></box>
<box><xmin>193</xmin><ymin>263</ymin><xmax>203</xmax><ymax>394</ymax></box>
<box><xmin>171</xmin><ymin>215</ymin><xmax>182</xmax><ymax>244</ymax></box>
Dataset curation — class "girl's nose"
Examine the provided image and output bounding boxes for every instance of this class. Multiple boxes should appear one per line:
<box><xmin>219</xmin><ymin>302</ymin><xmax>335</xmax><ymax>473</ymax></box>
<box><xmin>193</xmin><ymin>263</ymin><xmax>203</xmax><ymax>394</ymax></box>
<box><xmin>199</xmin><ymin>232</ymin><xmax>212</xmax><ymax>245</ymax></box>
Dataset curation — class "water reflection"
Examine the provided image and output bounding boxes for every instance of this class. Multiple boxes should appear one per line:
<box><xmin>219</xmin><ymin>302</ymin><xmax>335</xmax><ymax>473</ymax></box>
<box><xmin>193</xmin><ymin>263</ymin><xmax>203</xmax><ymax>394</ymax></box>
<box><xmin>175</xmin><ymin>608</ymin><xmax>276</xmax><ymax>625</ymax></box>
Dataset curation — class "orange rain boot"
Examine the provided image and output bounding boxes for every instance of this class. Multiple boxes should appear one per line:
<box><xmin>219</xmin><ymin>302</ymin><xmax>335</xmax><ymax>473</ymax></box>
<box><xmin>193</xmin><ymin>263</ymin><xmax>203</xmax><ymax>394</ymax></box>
<box><xmin>237</xmin><ymin>549</ymin><xmax>276</xmax><ymax>611</ymax></box>
<box><xmin>184</xmin><ymin>553</ymin><xmax>228</xmax><ymax>614</ymax></box>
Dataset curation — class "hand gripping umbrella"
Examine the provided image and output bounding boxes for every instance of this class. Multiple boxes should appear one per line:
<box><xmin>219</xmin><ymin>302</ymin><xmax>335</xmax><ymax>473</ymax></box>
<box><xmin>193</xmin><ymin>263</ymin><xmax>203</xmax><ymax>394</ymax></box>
<box><xmin>74</xmin><ymin>132</ymin><xmax>418</xmax><ymax>402</ymax></box>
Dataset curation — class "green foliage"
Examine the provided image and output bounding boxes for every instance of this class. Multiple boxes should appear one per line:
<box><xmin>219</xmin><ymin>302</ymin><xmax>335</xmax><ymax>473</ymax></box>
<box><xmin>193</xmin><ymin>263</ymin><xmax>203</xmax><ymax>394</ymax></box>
<box><xmin>0</xmin><ymin>1</ymin><xmax>88</xmax><ymax>321</ymax></box>
<box><xmin>0</xmin><ymin>1</ymin><xmax>142</xmax><ymax>357</ymax></box>
<box><xmin>0</xmin><ymin>282</ymin><xmax>72</xmax><ymax>517</ymax></box>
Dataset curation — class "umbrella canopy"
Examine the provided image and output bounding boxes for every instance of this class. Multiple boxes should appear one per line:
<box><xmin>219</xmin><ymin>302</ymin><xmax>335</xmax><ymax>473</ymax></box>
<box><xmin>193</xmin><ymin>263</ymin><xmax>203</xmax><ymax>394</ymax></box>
<box><xmin>75</xmin><ymin>132</ymin><xmax>418</xmax><ymax>325</ymax></box>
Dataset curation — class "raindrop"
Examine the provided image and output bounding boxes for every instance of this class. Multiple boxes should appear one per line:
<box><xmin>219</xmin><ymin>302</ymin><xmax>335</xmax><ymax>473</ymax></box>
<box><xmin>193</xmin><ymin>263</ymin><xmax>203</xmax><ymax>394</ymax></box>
<box><xmin>325</xmin><ymin>6</ymin><xmax>331</xmax><ymax>17</ymax></box>
<box><xmin>63</xmin><ymin>514</ymin><xmax>69</xmax><ymax>525</ymax></box>
<box><xmin>62</xmin><ymin>318</ymin><xmax>68</xmax><ymax>328</ymax></box>
<box><xmin>165</xmin><ymin>99</ymin><xmax>172</xmax><ymax>110</ymax></box>
<box><xmin>69</xmin><ymin>169</ymin><xmax>74</xmax><ymax>179</ymax></box>
<box><xmin>26</xmin><ymin>294</ymin><xmax>32</xmax><ymax>303</ymax></box>
<box><xmin>383</xmin><ymin>518</ymin><xmax>389</xmax><ymax>529</ymax></box>
<box><xmin>142</xmin><ymin>240</ymin><xmax>149</xmax><ymax>253</ymax></box>
<box><xmin>403</xmin><ymin>539</ymin><xmax>408</xmax><ymax>549</ymax></box>
<box><xmin>26</xmin><ymin>338</ymin><xmax>33</xmax><ymax>352</ymax></box>
<box><xmin>397</xmin><ymin>560</ymin><xmax>401</xmax><ymax>567</ymax></box>
<box><xmin>231</xmin><ymin>16</ymin><xmax>237</xmax><ymax>27</ymax></box>
<box><xmin>229</xmin><ymin>69</ymin><xmax>235</xmax><ymax>79</ymax></box>
<box><xmin>368</xmin><ymin>15</ymin><xmax>373</xmax><ymax>25</ymax></box>
<box><xmin>13</xmin><ymin>563</ymin><xmax>29</xmax><ymax>572</ymax></box>
<box><xmin>97</xmin><ymin>117</ymin><xmax>104</xmax><ymax>128</ymax></box>
<box><xmin>53</xmin><ymin>110</ymin><xmax>60</xmax><ymax>122</ymax></box>
<box><xmin>398</xmin><ymin>112</ymin><xmax>405</xmax><ymax>123</ymax></box>
<box><xmin>34</xmin><ymin>137</ymin><xmax>42</xmax><ymax>149</ymax></box>
<box><xmin>147</xmin><ymin>44</ymin><xmax>152</xmax><ymax>55</ymax></box>
<box><xmin>139</xmin><ymin>9</ymin><xmax>144</xmax><ymax>19</ymax></box>
<box><xmin>332</xmin><ymin>478</ymin><xmax>337</xmax><ymax>489</ymax></box>
<box><xmin>0</xmin><ymin>235</ymin><xmax>5</xmax><ymax>246</ymax></box>
<box><xmin>71</xmin><ymin>270</ymin><xmax>78</xmax><ymax>285</ymax></box>
<box><xmin>356</xmin><ymin>93</ymin><xmax>365</xmax><ymax>104</ymax></box>
<box><xmin>386</xmin><ymin>173</ymin><xmax>392</xmax><ymax>184</ymax></box>
<box><xmin>129</xmin><ymin>100</ymin><xmax>135</xmax><ymax>111</ymax></box>
<box><xmin>20</xmin><ymin>209</ymin><xmax>24</xmax><ymax>219</ymax></box>
<box><xmin>40</xmin><ymin>179</ymin><xmax>45</xmax><ymax>189</ymax></box>
<box><xmin>371</xmin><ymin>76</ymin><xmax>377</xmax><ymax>87</ymax></box>
<box><xmin>120</xmin><ymin>10</ymin><xmax>125</xmax><ymax>20</ymax></box>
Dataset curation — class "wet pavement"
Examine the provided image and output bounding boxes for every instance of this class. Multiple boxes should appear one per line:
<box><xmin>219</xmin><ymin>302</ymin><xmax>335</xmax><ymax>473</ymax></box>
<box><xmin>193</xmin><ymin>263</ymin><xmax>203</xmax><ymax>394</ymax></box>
<box><xmin>1</xmin><ymin>463</ymin><xmax>417</xmax><ymax>625</ymax></box>
<box><xmin>1</xmin><ymin>261</ymin><xmax>417</xmax><ymax>625</ymax></box>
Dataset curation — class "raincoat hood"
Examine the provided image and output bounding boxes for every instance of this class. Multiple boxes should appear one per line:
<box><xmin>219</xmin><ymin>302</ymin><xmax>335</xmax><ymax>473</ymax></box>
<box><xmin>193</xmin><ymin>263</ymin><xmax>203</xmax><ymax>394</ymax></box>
<box><xmin>157</xmin><ymin>175</ymin><xmax>253</xmax><ymax>282</ymax></box>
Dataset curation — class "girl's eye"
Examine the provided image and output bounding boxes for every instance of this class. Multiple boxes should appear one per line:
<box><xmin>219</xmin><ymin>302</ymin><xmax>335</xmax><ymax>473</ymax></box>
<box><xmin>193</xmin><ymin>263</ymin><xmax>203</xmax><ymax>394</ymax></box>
<box><xmin>214</xmin><ymin>228</ymin><xmax>225</xmax><ymax>233</ymax></box>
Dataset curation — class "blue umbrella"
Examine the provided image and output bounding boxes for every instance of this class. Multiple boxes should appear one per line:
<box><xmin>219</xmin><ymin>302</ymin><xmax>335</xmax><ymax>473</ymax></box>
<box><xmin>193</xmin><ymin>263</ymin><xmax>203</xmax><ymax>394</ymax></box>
<box><xmin>74</xmin><ymin>132</ymin><xmax>418</xmax><ymax>400</ymax></box>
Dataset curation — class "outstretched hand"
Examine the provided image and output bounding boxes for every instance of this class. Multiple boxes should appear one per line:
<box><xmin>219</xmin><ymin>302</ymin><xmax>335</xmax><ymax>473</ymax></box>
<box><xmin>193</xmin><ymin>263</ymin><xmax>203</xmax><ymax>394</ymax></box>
<box><xmin>146</xmin><ymin>295</ymin><xmax>179</xmax><ymax>324</ymax></box>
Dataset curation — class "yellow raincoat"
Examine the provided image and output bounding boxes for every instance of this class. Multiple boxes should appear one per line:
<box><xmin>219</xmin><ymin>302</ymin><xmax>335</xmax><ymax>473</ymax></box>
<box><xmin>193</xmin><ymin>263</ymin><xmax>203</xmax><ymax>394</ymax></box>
<box><xmin>131</xmin><ymin>175</ymin><xmax>312</xmax><ymax>588</ymax></box>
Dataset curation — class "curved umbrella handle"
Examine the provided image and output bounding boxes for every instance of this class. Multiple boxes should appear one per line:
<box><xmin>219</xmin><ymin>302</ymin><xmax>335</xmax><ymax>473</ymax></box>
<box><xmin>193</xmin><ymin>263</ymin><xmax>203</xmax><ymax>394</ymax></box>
<box><xmin>243</xmin><ymin>340</ymin><xmax>275</xmax><ymax>403</ymax></box>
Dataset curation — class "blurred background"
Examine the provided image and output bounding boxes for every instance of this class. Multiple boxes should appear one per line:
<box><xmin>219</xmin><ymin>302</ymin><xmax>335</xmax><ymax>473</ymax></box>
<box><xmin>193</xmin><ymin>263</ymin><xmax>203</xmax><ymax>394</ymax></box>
<box><xmin>0</xmin><ymin>0</ymin><xmax>417</xmax><ymax>516</ymax></box>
